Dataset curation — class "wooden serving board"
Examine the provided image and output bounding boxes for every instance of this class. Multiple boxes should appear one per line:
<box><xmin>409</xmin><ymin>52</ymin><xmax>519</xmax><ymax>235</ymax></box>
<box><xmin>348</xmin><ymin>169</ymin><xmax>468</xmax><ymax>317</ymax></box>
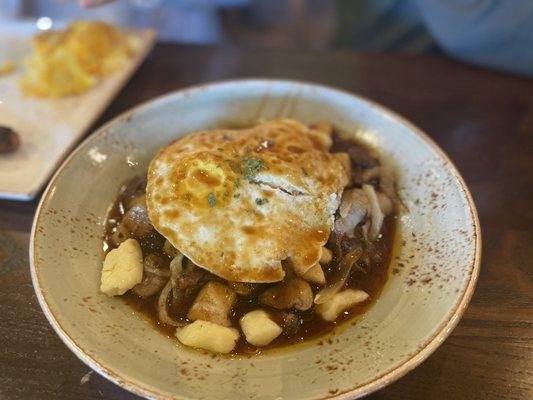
<box><xmin>0</xmin><ymin>28</ymin><xmax>155</xmax><ymax>200</ymax></box>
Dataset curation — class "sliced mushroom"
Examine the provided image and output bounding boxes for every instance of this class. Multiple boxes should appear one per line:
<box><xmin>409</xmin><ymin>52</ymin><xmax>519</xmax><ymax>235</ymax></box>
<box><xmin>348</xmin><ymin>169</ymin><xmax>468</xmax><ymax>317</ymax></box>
<box><xmin>361</xmin><ymin>166</ymin><xmax>381</xmax><ymax>183</ymax></box>
<box><xmin>132</xmin><ymin>274</ymin><xmax>166</xmax><ymax>298</ymax></box>
<box><xmin>143</xmin><ymin>253</ymin><xmax>170</xmax><ymax>277</ymax></box>
<box><xmin>137</xmin><ymin>230</ymin><xmax>166</xmax><ymax>254</ymax></box>
<box><xmin>126</xmin><ymin>193</ymin><xmax>147</xmax><ymax>210</ymax></box>
<box><xmin>187</xmin><ymin>282</ymin><xmax>236</xmax><ymax>327</ymax></box>
<box><xmin>131</xmin><ymin>253</ymin><xmax>169</xmax><ymax>298</ymax></box>
<box><xmin>228</xmin><ymin>282</ymin><xmax>261</xmax><ymax>296</ymax></box>
<box><xmin>109</xmin><ymin>223</ymin><xmax>131</xmax><ymax>247</ymax></box>
<box><xmin>328</xmin><ymin>231</ymin><xmax>363</xmax><ymax>261</ymax></box>
<box><xmin>316</xmin><ymin>289</ymin><xmax>369</xmax><ymax>321</ymax></box>
<box><xmin>347</xmin><ymin>146</ymin><xmax>379</xmax><ymax>168</ymax></box>
<box><xmin>122</xmin><ymin>205</ymin><xmax>153</xmax><ymax>237</ymax></box>
<box><xmin>352</xmin><ymin>166</ymin><xmax>383</xmax><ymax>187</ymax></box>
<box><xmin>175</xmin><ymin>261</ymin><xmax>210</xmax><ymax>293</ymax></box>
<box><xmin>281</xmin><ymin>313</ymin><xmax>301</xmax><ymax>337</ymax></box>
<box><xmin>120</xmin><ymin>177</ymin><xmax>146</xmax><ymax>207</ymax></box>
<box><xmin>259</xmin><ymin>277</ymin><xmax>313</xmax><ymax>311</ymax></box>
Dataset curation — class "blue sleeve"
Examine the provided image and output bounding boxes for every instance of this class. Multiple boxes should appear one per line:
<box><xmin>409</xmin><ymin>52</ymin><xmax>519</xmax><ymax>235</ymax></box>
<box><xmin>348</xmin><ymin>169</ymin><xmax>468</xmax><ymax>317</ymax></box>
<box><xmin>413</xmin><ymin>0</ymin><xmax>533</xmax><ymax>76</ymax></box>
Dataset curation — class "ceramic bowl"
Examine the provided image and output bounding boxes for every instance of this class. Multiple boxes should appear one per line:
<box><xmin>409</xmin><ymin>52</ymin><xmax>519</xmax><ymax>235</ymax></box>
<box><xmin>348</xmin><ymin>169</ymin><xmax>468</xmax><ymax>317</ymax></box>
<box><xmin>30</xmin><ymin>80</ymin><xmax>481</xmax><ymax>399</ymax></box>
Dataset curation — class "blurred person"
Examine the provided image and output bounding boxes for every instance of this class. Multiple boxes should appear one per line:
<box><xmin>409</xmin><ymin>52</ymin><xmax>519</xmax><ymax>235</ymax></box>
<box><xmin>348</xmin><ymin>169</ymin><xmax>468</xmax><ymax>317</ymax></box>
<box><xmin>82</xmin><ymin>0</ymin><xmax>533</xmax><ymax>76</ymax></box>
<box><xmin>76</xmin><ymin>0</ymin><xmax>250</xmax><ymax>42</ymax></box>
<box><xmin>336</xmin><ymin>0</ymin><xmax>533</xmax><ymax>76</ymax></box>
<box><xmin>417</xmin><ymin>0</ymin><xmax>533</xmax><ymax>76</ymax></box>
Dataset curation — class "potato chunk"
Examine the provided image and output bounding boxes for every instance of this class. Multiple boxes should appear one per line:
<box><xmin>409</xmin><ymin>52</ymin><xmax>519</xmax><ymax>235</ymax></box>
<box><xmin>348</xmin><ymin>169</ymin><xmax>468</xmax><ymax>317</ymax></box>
<box><xmin>187</xmin><ymin>282</ymin><xmax>236</xmax><ymax>327</ymax></box>
<box><xmin>301</xmin><ymin>263</ymin><xmax>326</xmax><ymax>285</ymax></box>
<box><xmin>316</xmin><ymin>289</ymin><xmax>369</xmax><ymax>322</ymax></box>
<box><xmin>240</xmin><ymin>310</ymin><xmax>282</xmax><ymax>347</ymax></box>
<box><xmin>176</xmin><ymin>320</ymin><xmax>239</xmax><ymax>354</ymax></box>
<box><xmin>100</xmin><ymin>238</ymin><xmax>143</xmax><ymax>296</ymax></box>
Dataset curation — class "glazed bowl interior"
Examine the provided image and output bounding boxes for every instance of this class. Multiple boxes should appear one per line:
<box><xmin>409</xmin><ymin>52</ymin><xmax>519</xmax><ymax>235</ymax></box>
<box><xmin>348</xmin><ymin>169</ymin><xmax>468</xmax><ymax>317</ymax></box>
<box><xmin>31</xmin><ymin>80</ymin><xmax>479</xmax><ymax>400</ymax></box>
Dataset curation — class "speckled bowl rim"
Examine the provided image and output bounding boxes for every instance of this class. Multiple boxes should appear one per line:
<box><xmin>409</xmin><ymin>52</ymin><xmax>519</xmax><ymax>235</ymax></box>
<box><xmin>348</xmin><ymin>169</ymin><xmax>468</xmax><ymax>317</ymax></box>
<box><xmin>30</xmin><ymin>79</ymin><xmax>481</xmax><ymax>400</ymax></box>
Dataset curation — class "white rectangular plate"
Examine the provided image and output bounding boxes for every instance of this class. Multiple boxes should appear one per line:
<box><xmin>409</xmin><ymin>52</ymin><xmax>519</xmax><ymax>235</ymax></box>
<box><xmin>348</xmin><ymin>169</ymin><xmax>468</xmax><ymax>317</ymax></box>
<box><xmin>0</xmin><ymin>27</ymin><xmax>155</xmax><ymax>200</ymax></box>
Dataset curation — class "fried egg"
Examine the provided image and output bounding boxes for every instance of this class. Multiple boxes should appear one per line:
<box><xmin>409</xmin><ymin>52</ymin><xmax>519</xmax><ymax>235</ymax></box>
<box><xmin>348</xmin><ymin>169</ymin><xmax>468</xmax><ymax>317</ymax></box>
<box><xmin>146</xmin><ymin>119</ymin><xmax>349</xmax><ymax>282</ymax></box>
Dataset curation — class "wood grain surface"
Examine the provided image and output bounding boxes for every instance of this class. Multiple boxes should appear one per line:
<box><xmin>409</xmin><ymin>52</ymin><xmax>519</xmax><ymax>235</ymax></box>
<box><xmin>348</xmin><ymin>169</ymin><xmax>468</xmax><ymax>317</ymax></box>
<box><xmin>0</xmin><ymin>44</ymin><xmax>532</xmax><ymax>400</ymax></box>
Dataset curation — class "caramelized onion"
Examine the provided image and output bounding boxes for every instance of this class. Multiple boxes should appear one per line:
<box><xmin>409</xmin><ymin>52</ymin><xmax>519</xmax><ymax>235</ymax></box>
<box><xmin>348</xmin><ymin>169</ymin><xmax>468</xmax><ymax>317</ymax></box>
<box><xmin>379</xmin><ymin>165</ymin><xmax>405</xmax><ymax>211</ymax></box>
<box><xmin>363</xmin><ymin>184</ymin><xmax>384</xmax><ymax>241</ymax></box>
<box><xmin>157</xmin><ymin>281</ymin><xmax>185</xmax><ymax>327</ymax></box>
<box><xmin>143</xmin><ymin>253</ymin><xmax>170</xmax><ymax>278</ymax></box>
<box><xmin>314</xmin><ymin>247</ymin><xmax>362</xmax><ymax>304</ymax></box>
<box><xmin>335</xmin><ymin>189</ymin><xmax>368</xmax><ymax>237</ymax></box>
<box><xmin>169</xmin><ymin>254</ymin><xmax>184</xmax><ymax>300</ymax></box>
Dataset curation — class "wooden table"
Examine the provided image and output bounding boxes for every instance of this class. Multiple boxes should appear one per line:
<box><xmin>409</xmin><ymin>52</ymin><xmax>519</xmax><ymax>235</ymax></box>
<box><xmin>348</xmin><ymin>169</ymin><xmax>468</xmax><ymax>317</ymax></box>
<box><xmin>1</xmin><ymin>44</ymin><xmax>532</xmax><ymax>400</ymax></box>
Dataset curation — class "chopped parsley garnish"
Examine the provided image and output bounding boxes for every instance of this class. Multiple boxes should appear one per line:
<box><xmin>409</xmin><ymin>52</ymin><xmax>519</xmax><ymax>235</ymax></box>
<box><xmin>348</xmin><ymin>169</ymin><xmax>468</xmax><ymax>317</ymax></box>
<box><xmin>217</xmin><ymin>147</ymin><xmax>224</xmax><ymax>152</ymax></box>
<box><xmin>207</xmin><ymin>192</ymin><xmax>216</xmax><ymax>207</ymax></box>
<box><xmin>242</xmin><ymin>157</ymin><xmax>265</xmax><ymax>182</ymax></box>
<box><xmin>233</xmin><ymin>193</ymin><xmax>240</xmax><ymax>198</ymax></box>
<box><xmin>301</xmin><ymin>167</ymin><xmax>308</xmax><ymax>176</ymax></box>
<box><xmin>255</xmin><ymin>198</ymin><xmax>268</xmax><ymax>206</ymax></box>
<box><xmin>225</xmin><ymin>156</ymin><xmax>266</xmax><ymax>182</ymax></box>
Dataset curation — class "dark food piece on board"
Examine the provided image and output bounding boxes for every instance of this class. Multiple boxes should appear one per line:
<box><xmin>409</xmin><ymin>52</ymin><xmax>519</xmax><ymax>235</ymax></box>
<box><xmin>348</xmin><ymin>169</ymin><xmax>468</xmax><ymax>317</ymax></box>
<box><xmin>0</xmin><ymin>126</ymin><xmax>20</xmax><ymax>154</ymax></box>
